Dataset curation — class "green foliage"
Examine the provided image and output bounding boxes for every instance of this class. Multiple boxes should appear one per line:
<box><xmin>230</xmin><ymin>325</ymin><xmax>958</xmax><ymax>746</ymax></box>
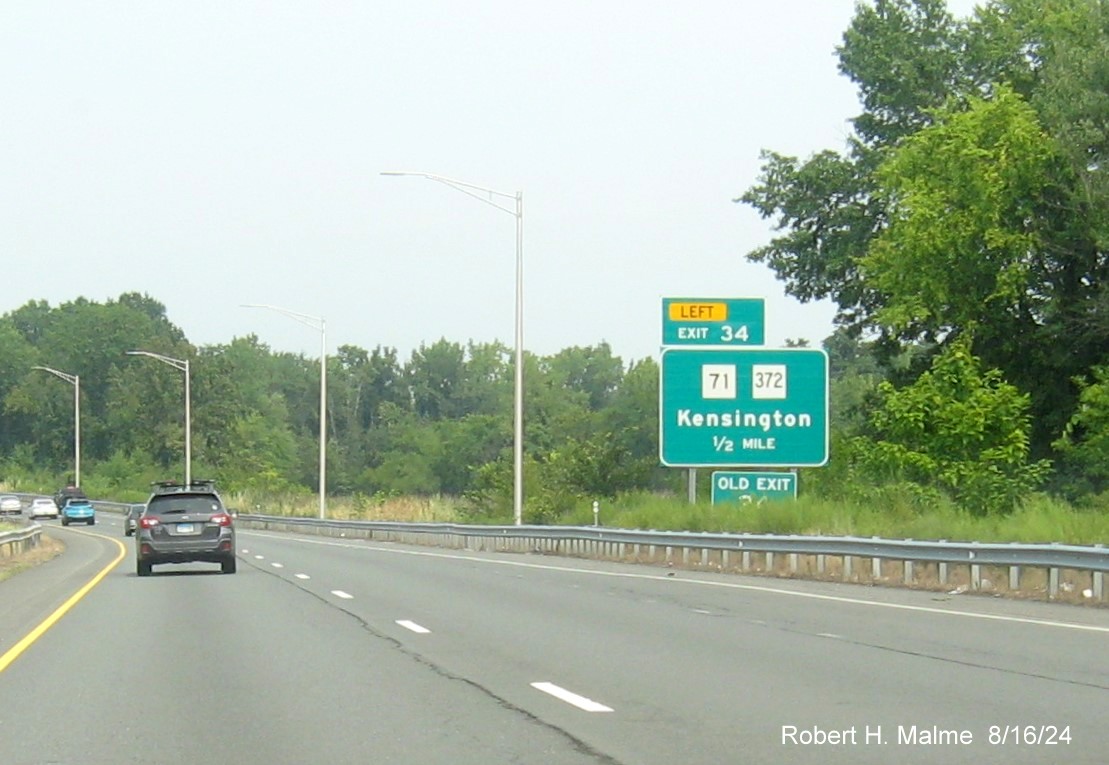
<box><xmin>865</xmin><ymin>86</ymin><xmax>1060</xmax><ymax>336</ymax></box>
<box><xmin>463</xmin><ymin>455</ymin><xmax>542</xmax><ymax>524</ymax></box>
<box><xmin>90</xmin><ymin>450</ymin><xmax>163</xmax><ymax>495</ymax></box>
<box><xmin>1053</xmin><ymin>364</ymin><xmax>1109</xmax><ymax>495</ymax></box>
<box><xmin>852</xmin><ymin>337</ymin><xmax>1049</xmax><ymax>514</ymax></box>
<box><xmin>838</xmin><ymin>0</ymin><xmax>967</xmax><ymax>145</ymax></box>
<box><xmin>739</xmin><ymin>149</ymin><xmax>880</xmax><ymax>326</ymax></box>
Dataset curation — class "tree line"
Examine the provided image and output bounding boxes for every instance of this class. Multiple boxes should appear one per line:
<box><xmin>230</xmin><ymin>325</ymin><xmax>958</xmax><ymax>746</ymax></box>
<box><xmin>0</xmin><ymin>293</ymin><xmax>665</xmax><ymax>521</ymax></box>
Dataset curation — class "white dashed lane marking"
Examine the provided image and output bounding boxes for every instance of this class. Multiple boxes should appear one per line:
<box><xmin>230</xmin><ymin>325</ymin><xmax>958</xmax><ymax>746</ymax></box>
<box><xmin>271</xmin><ymin>562</ymin><xmax>284</xmax><ymax>569</ymax></box>
<box><xmin>331</xmin><ymin>590</ymin><xmax>353</xmax><ymax>599</ymax></box>
<box><xmin>531</xmin><ymin>682</ymin><xmax>613</xmax><ymax>712</ymax></box>
<box><xmin>396</xmin><ymin>620</ymin><xmax>431</xmax><ymax>634</ymax></box>
<box><xmin>295</xmin><ymin>573</ymin><xmax>310</xmax><ymax>580</ymax></box>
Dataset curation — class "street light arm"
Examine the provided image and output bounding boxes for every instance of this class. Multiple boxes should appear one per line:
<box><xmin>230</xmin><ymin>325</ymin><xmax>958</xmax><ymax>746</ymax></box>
<box><xmin>32</xmin><ymin>366</ymin><xmax>78</xmax><ymax>385</ymax></box>
<box><xmin>381</xmin><ymin>171</ymin><xmax>518</xmax><ymax>218</ymax></box>
<box><xmin>126</xmin><ymin>350</ymin><xmax>188</xmax><ymax>372</ymax></box>
<box><xmin>241</xmin><ymin>304</ymin><xmax>325</xmax><ymax>332</ymax></box>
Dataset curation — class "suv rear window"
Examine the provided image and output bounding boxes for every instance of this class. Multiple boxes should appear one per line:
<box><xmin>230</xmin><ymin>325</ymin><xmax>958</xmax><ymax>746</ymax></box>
<box><xmin>147</xmin><ymin>495</ymin><xmax>222</xmax><ymax>515</ymax></box>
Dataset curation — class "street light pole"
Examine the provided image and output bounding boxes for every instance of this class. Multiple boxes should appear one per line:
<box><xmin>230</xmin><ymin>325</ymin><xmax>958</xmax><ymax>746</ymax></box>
<box><xmin>382</xmin><ymin>170</ymin><xmax>525</xmax><ymax>526</ymax></box>
<box><xmin>126</xmin><ymin>351</ymin><xmax>191</xmax><ymax>486</ymax></box>
<box><xmin>242</xmin><ymin>304</ymin><xmax>327</xmax><ymax>520</ymax></box>
<box><xmin>32</xmin><ymin>366</ymin><xmax>80</xmax><ymax>487</ymax></box>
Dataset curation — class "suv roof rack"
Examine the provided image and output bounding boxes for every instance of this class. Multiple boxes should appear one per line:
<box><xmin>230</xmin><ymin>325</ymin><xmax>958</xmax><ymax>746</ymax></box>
<box><xmin>150</xmin><ymin>479</ymin><xmax>218</xmax><ymax>494</ymax></box>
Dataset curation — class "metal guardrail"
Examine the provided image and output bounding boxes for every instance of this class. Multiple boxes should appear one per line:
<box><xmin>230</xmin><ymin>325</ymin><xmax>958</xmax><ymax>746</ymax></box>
<box><xmin>236</xmin><ymin>514</ymin><xmax>1109</xmax><ymax>572</ymax></box>
<box><xmin>236</xmin><ymin>514</ymin><xmax>1108</xmax><ymax>602</ymax></box>
<box><xmin>0</xmin><ymin>523</ymin><xmax>42</xmax><ymax>559</ymax></box>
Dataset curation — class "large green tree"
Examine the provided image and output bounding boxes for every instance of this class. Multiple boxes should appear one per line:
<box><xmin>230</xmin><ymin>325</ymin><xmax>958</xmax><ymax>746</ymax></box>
<box><xmin>740</xmin><ymin>0</ymin><xmax>1109</xmax><ymax>467</ymax></box>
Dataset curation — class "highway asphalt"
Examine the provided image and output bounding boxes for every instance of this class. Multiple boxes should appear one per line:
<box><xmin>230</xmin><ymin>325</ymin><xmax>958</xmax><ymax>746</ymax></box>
<box><xmin>1</xmin><ymin>514</ymin><xmax>1107</xmax><ymax>764</ymax></box>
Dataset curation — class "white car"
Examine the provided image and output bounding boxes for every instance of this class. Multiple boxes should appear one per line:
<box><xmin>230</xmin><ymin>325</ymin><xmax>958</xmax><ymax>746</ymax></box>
<box><xmin>29</xmin><ymin>497</ymin><xmax>59</xmax><ymax>519</ymax></box>
<box><xmin>0</xmin><ymin>495</ymin><xmax>21</xmax><ymax>516</ymax></box>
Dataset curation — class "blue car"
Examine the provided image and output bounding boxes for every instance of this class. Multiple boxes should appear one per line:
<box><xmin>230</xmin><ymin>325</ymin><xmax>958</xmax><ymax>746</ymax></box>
<box><xmin>61</xmin><ymin>498</ymin><xmax>96</xmax><ymax>526</ymax></box>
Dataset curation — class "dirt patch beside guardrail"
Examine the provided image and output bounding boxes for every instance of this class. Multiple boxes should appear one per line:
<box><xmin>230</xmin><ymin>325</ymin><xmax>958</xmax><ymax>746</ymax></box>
<box><xmin>0</xmin><ymin>535</ymin><xmax>65</xmax><ymax>583</ymax></box>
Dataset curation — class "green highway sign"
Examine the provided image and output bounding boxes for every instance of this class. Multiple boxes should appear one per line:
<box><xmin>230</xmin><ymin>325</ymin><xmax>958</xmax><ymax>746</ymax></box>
<box><xmin>662</xmin><ymin>297</ymin><xmax>765</xmax><ymax>346</ymax></box>
<box><xmin>659</xmin><ymin>348</ymin><xmax>828</xmax><ymax>467</ymax></box>
<box><xmin>711</xmin><ymin>471</ymin><xmax>798</xmax><ymax>504</ymax></box>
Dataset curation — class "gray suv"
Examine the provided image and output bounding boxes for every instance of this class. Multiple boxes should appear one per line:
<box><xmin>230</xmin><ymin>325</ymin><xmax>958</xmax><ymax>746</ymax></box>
<box><xmin>134</xmin><ymin>480</ymin><xmax>236</xmax><ymax>576</ymax></box>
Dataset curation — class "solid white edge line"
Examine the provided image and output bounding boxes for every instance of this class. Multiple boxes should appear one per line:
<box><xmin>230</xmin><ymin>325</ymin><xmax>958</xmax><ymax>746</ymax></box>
<box><xmin>239</xmin><ymin>531</ymin><xmax>1109</xmax><ymax>635</ymax></box>
<box><xmin>531</xmin><ymin>682</ymin><xmax>613</xmax><ymax>712</ymax></box>
<box><xmin>396</xmin><ymin>620</ymin><xmax>431</xmax><ymax>634</ymax></box>
<box><xmin>331</xmin><ymin>590</ymin><xmax>353</xmax><ymax>599</ymax></box>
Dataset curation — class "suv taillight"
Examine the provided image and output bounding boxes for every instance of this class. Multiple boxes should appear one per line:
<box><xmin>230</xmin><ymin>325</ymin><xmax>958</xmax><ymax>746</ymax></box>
<box><xmin>139</xmin><ymin>517</ymin><xmax>160</xmax><ymax>529</ymax></box>
<box><xmin>210</xmin><ymin>512</ymin><xmax>233</xmax><ymax>527</ymax></box>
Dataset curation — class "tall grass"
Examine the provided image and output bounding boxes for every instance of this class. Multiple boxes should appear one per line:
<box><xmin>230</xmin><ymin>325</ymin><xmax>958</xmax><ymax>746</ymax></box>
<box><xmin>565</xmin><ymin>491</ymin><xmax>1109</xmax><ymax>545</ymax></box>
<box><xmin>227</xmin><ymin>490</ymin><xmax>462</xmax><ymax>523</ymax></box>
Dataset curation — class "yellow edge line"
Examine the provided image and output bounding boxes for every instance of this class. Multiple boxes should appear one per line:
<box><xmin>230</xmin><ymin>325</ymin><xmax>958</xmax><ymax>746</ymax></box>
<box><xmin>0</xmin><ymin>530</ymin><xmax>127</xmax><ymax>674</ymax></box>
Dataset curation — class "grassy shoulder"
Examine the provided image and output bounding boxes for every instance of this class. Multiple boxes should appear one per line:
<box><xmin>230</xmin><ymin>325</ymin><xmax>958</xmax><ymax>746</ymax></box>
<box><xmin>0</xmin><ymin>534</ymin><xmax>65</xmax><ymax>583</ymax></box>
<box><xmin>558</xmin><ymin>492</ymin><xmax>1109</xmax><ymax>545</ymax></box>
<box><xmin>222</xmin><ymin>489</ymin><xmax>1109</xmax><ymax>546</ymax></box>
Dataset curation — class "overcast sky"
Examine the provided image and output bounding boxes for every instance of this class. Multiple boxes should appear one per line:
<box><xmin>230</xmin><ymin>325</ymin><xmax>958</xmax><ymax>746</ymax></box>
<box><xmin>2</xmin><ymin>1</ymin><xmax>979</xmax><ymax>365</ymax></box>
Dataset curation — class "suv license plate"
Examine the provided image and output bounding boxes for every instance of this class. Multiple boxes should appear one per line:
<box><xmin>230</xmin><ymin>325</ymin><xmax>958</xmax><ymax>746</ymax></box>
<box><xmin>176</xmin><ymin>523</ymin><xmax>195</xmax><ymax>534</ymax></box>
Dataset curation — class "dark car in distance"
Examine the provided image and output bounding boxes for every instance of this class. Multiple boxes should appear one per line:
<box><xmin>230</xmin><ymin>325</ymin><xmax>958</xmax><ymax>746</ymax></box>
<box><xmin>54</xmin><ymin>485</ymin><xmax>87</xmax><ymax>512</ymax></box>
<box><xmin>134</xmin><ymin>480</ymin><xmax>236</xmax><ymax>576</ymax></box>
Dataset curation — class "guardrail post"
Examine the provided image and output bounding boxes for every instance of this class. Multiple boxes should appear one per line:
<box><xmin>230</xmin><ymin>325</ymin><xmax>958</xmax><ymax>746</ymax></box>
<box><xmin>742</xmin><ymin>550</ymin><xmax>751</xmax><ymax>570</ymax></box>
<box><xmin>1009</xmin><ymin>565</ymin><xmax>1020</xmax><ymax>591</ymax></box>
<box><xmin>903</xmin><ymin>560</ymin><xmax>913</xmax><ymax>585</ymax></box>
<box><xmin>871</xmin><ymin>556</ymin><xmax>881</xmax><ymax>580</ymax></box>
<box><xmin>844</xmin><ymin>555</ymin><xmax>852</xmax><ymax>579</ymax></box>
<box><xmin>766</xmin><ymin>552</ymin><xmax>774</xmax><ymax>572</ymax></box>
<box><xmin>971</xmin><ymin>564</ymin><xmax>981</xmax><ymax>590</ymax></box>
<box><xmin>1095</xmin><ymin>545</ymin><xmax>1104</xmax><ymax>600</ymax></box>
<box><xmin>817</xmin><ymin>554</ymin><xmax>825</xmax><ymax>575</ymax></box>
<box><xmin>722</xmin><ymin>550</ymin><xmax>730</xmax><ymax>569</ymax></box>
<box><xmin>789</xmin><ymin>553</ymin><xmax>798</xmax><ymax>574</ymax></box>
<box><xmin>1049</xmin><ymin>567</ymin><xmax>1060</xmax><ymax>598</ymax></box>
<box><xmin>938</xmin><ymin>561</ymin><xmax>948</xmax><ymax>585</ymax></box>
